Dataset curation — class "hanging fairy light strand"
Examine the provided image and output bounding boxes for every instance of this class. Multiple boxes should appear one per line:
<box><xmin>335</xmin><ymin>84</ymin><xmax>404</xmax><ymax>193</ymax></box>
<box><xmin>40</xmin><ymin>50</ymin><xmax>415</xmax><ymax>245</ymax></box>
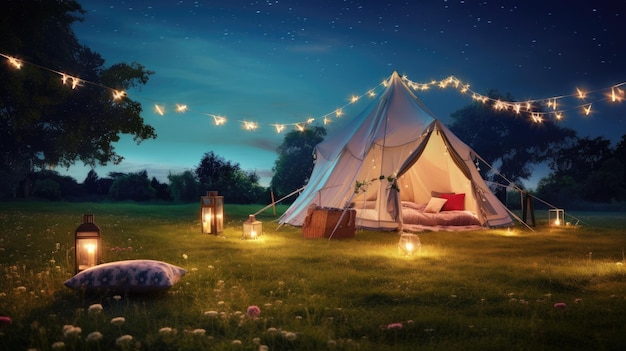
<box><xmin>2</xmin><ymin>52</ymin><xmax>625</xmax><ymax>133</ymax></box>
<box><xmin>400</xmin><ymin>75</ymin><xmax>626</xmax><ymax>123</ymax></box>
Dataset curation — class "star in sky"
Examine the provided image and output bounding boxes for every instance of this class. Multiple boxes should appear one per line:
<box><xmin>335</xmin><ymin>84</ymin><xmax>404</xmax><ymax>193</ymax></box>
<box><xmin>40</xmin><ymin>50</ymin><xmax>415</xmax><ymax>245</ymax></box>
<box><xmin>58</xmin><ymin>0</ymin><xmax>625</xmax><ymax>187</ymax></box>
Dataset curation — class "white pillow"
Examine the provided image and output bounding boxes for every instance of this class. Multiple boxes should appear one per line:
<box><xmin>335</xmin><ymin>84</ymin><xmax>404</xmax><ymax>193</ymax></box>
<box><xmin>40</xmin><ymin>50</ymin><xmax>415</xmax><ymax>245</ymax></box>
<box><xmin>424</xmin><ymin>197</ymin><xmax>448</xmax><ymax>213</ymax></box>
<box><xmin>64</xmin><ymin>259</ymin><xmax>186</xmax><ymax>293</ymax></box>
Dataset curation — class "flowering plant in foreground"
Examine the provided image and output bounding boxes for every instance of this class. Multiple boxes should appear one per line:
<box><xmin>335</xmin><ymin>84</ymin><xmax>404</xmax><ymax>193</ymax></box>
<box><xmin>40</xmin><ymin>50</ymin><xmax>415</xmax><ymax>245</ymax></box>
<box><xmin>247</xmin><ymin>305</ymin><xmax>261</xmax><ymax>318</ymax></box>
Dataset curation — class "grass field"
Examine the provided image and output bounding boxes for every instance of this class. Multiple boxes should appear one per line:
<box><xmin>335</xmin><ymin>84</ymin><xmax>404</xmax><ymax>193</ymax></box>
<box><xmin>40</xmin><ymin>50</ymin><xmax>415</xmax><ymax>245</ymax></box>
<box><xmin>0</xmin><ymin>201</ymin><xmax>625</xmax><ymax>350</ymax></box>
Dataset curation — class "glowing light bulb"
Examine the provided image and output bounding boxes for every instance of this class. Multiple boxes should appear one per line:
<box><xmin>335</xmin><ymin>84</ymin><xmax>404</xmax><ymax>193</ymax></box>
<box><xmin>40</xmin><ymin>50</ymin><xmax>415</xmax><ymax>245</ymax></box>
<box><xmin>112</xmin><ymin>90</ymin><xmax>126</xmax><ymax>100</ymax></box>
<box><xmin>155</xmin><ymin>104</ymin><xmax>165</xmax><ymax>116</ymax></box>
<box><xmin>8</xmin><ymin>56</ymin><xmax>22</xmax><ymax>69</ymax></box>
<box><xmin>576</xmin><ymin>88</ymin><xmax>586</xmax><ymax>99</ymax></box>
<box><xmin>584</xmin><ymin>104</ymin><xmax>592</xmax><ymax>116</ymax></box>
<box><xmin>274</xmin><ymin>124</ymin><xmax>285</xmax><ymax>133</ymax></box>
<box><xmin>212</xmin><ymin>115</ymin><xmax>226</xmax><ymax>125</ymax></box>
<box><xmin>176</xmin><ymin>104</ymin><xmax>188</xmax><ymax>113</ymax></box>
<box><xmin>350</xmin><ymin>95</ymin><xmax>359</xmax><ymax>103</ymax></box>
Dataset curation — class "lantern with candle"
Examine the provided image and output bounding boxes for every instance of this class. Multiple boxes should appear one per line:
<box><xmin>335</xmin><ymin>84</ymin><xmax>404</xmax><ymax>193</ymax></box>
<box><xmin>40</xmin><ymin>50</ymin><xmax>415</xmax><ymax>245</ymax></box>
<box><xmin>398</xmin><ymin>233</ymin><xmax>421</xmax><ymax>256</ymax></box>
<box><xmin>200</xmin><ymin>191</ymin><xmax>224</xmax><ymax>234</ymax></box>
<box><xmin>242</xmin><ymin>214</ymin><xmax>262</xmax><ymax>239</ymax></box>
<box><xmin>548</xmin><ymin>208</ymin><xmax>565</xmax><ymax>226</ymax></box>
<box><xmin>75</xmin><ymin>214</ymin><xmax>101</xmax><ymax>273</ymax></box>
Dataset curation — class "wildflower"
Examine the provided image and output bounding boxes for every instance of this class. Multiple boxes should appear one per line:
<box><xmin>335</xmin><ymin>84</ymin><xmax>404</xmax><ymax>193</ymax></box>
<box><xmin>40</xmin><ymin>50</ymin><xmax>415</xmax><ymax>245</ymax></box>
<box><xmin>247</xmin><ymin>305</ymin><xmax>261</xmax><ymax>318</ymax></box>
<box><xmin>284</xmin><ymin>331</ymin><xmax>297</xmax><ymax>341</ymax></box>
<box><xmin>259</xmin><ymin>345</ymin><xmax>269</xmax><ymax>351</ymax></box>
<box><xmin>0</xmin><ymin>316</ymin><xmax>11</xmax><ymax>327</ymax></box>
<box><xmin>16</xmin><ymin>286</ymin><xmax>27</xmax><ymax>292</ymax></box>
<box><xmin>204</xmin><ymin>310</ymin><xmax>219</xmax><ymax>317</ymax></box>
<box><xmin>192</xmin><ymin>328</ymin><xmax>206</xmax><ymax>335</ymax></box>
<box><xmin>88</xmin><ymin>304</ymin><xmax>103</xmax><ymax>315</ymax></box>
<box><xmin>387</xmin><ymin>323</ymin><xmax>403</xmax><ymax>330</ymax></box>
<box><xmin>252</xmin><ymin>337</ymin><xmax>261</xmax><ymax>344</ymax></box>
<box><xmin>574</xmin><ymin>298</ymin><xmax>583</xmax><ymax>304</ymax></box>
<box><xmin>113</xmin><ymin>295</ymin><xmax>122</xmax><ymax>301</ymax></box>
<box><xmin>51</xmin><ymin>341</ymin><xmax>65</xmax><ymax>349</ymax></box>
<box><xmin>267</xmin><ymin>327</ymin><xmax>278</xmax><ymax>333</ymax></box>
<box><xmin>63</xmin><ymin>325</ymin><xmax>81</xmax><ymax>338</ymax></box>
<box><xmin>182</xmin><ymin>254</ymin><xmax>188</xmax><ymax>260</ymax></box>
<box><xmin>86</xmin><ymin>331</ymin><xmax>103</xmax><ymax>342</ymax></box>
<box><xmin>159</xmin><ymin>327</ymin><xmax>173</xmax><ymax>335</ymax></box>
<box><xmin>116</xmin><ymin>335</ymin><xmax>133</xmax><ymax>346</ymax></box>
<box><xmin>232</xmin><ymin>339</ymin><xmax>242</xmax><ymax>345</ymax></box>
<box><xmin>554</xmin><ymin>302</ymin><xmax>567</xmax><ymax>309</ymax></box>
<box><xmin>110</xmin><ymin>316</ymin><xmax>126</xmax><ymax>326</ymax></box>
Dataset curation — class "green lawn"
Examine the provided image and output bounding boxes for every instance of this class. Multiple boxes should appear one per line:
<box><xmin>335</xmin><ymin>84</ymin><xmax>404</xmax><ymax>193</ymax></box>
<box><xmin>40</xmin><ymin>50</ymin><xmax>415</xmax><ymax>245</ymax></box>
<box><xmin>0</xmin><ymin>201</ymin><xmax>625</xmax><ymax>350</ymax></box>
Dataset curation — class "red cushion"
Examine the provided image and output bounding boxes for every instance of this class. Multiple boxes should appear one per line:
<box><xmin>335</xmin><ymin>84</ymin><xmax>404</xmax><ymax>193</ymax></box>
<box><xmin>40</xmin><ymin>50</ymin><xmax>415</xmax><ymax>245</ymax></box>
<box><xmin>440</xmin><ymin>193</ymin><xmax>465</xmax><ymax>211</ymax></box>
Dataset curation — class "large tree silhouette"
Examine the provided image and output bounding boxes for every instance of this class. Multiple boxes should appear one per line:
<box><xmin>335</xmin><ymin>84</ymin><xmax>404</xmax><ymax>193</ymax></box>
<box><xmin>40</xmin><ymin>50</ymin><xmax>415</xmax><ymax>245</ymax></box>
<box><xmin>270</xmin><ymin>126</ymin><xmax>326</xmax><ymax>199</ymax></box>
<box><xmin>448</xmin><ymin>89</ymin><xmax>576</xmax><ymax>189</ymax></box>
<box><xmin>1</xmin><ymin>0</ymin><xmax>156</xmax><ymax>197</ymax></box>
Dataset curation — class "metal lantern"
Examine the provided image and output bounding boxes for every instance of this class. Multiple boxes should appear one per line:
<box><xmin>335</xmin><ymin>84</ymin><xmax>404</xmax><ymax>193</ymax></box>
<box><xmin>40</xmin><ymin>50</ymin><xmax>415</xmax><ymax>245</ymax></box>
<box><xmin>242</xmin><ymin>214</ymin><xmax>262</xmax><ymax>239</ymax></box>
<box><xmin>75</xmin><ymin>214</ymin><xmax>101</xmax><ymax>273</ymax></box>
<box><xmin>398</xmin><ymin>233</ymin><xmax>421</xmax><ymax>256</ymax></box>
<box><xmin>201</xmin><ymin>191</ymin><xmax>224</xmax><ymax>234</ymax></box>
<box><xmin>549</xmin><ymin>208</ymin><xmax>565</xmax><ymax>226</ymax></box>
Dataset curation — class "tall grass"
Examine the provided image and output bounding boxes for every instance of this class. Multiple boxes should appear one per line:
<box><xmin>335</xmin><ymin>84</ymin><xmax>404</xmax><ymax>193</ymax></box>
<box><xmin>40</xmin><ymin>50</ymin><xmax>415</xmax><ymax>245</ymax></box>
<box><xmin>0</xmin><ymin>201</ymin><xmax>625</xmax><ymax>350</ymax></box>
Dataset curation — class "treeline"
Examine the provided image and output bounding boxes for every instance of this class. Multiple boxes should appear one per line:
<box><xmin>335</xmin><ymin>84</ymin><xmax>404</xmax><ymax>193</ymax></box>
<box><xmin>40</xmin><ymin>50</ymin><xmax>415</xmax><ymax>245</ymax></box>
<box><xmin>11</xmin><ymin>151</ymin><xmax>268</xmax><ymax>204</ymax></box>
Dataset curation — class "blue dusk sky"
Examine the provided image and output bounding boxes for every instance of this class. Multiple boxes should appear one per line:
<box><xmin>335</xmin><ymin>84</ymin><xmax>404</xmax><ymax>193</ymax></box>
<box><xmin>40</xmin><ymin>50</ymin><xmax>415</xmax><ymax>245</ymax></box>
<box><xmin>59</xmin><ymin>0</ymin><xmax>626</xmax><ymax>188</ymax></box>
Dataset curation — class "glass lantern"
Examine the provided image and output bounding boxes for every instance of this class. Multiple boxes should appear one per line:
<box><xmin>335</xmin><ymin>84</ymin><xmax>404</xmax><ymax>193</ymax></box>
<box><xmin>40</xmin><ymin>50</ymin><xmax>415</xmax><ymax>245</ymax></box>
<box><xmin>398</xmin><ymin>233</ymin><xmax>421</xmax><ymax>256</ymax></box>
<box><xmin>549</xmin><ymin>209</ymin><xmax>565</xmax><ymax>226</ymax></box>
<box><xmin>201</xmin><ymin>191</ymin><xmax>224</xmax><ymax>234</ymax></box>
<box><xmin>75</xmin><ymin>214</ymin><xmax>101</xmax><ymax>273</ymax></box>
<box><xmin>242</xmin><ymin>215</ymin><xmax>262</xmax><ymax>239</ymax></box>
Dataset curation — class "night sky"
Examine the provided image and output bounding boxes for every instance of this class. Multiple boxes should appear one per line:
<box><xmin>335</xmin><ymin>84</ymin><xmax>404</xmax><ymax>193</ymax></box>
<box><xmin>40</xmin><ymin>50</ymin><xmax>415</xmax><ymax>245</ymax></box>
<box><xmin>57</xmin><ymin>0</ymin><xmax>626</xmax><ymax>187</ymax></box>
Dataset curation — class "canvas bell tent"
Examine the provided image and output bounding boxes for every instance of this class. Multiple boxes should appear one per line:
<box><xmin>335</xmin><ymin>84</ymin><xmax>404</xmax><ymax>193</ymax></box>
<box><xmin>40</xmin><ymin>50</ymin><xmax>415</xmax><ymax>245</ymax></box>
<box><xmin>278</xmin><ymin>71</ymin><xmax>513</xmax><ymax>231</ymax></box>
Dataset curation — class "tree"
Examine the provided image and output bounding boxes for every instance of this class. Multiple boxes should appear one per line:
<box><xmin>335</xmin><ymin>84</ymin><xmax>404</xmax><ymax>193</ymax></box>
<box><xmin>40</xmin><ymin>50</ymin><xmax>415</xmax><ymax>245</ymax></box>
<box><xmin>0</xmin><ymin>0</ymin><xmax>156</xmax><ymax>198</ymax></box>
<box><xmin>195</xmin><ymin>151</ymin><xmax>265</xmax><ymax>204</ymax></box>
<box><xmin>109</xmin><ymin>170</ymin><xmax>156</xmax><ymax>201</ymax></box>
<box><xmin>168</xmin><ymin>170</ymin><xmax>201</xmax><ymax>202</ymax></box>
<box><xmin>448</xmin><ymin>90</ymin><xmax>576</xmax><ymax>188</ymax></box>
<box><xmin>270</xmin><ymin>126</ymin><xmax>326</xmax><ymax>199</ymax></box>
<box><xmin>537</xmin><ymin>134</ymin><xmax>626</xmax><ymax>204</ymax></box>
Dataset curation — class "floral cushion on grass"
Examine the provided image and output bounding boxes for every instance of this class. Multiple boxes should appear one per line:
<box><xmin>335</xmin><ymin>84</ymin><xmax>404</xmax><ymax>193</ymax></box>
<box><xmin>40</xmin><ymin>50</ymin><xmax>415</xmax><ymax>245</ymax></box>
<box><xmin>64</xmin><ymin>260</ymin><xmax>186</xmax><ymax>293</ymax></box>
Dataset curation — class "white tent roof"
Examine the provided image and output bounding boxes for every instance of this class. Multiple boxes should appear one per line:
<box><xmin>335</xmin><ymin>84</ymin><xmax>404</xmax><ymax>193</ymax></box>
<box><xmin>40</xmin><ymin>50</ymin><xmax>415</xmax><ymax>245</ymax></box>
<box><xmin>279</xmin><ymin>71</ymin><xmax>513</xmax><ymax>230</ymax></box>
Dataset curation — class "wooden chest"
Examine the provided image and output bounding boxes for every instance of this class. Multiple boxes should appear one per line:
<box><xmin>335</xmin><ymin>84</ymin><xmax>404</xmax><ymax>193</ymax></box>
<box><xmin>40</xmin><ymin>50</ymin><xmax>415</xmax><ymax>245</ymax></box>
<box><xmin>302</xmin><ymin>207</ymin><xmax>356</xmax><ymax>239</ymax></box>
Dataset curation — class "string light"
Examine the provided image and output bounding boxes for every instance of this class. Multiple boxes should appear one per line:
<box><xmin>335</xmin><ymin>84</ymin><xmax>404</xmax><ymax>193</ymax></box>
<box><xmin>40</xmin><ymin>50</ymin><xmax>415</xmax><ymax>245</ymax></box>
<box><xmin>154</xmin><ymin>104</ymin><xmax>165</xmax><ymax>116</ymax></box>
<box><xmin>176</xmin><ymin>104</ymin><xmax>188</xmax><ymax>113</ymax></box>
<box><xmin>273</xmin><ymin>124</ymin><xmax>286</xmax><ymax>133</ymax></box>
<box><xmin>6</xmin><ymin>55</ymin><xmax>22</xmax><ymax>69</ymax></box>
<box><xmin>243</xmin><ymin>121</ymin><xmax>258</xmax><ymax>130</ymax></box>
<box><xmin>211</xmin><ymin>115</ymin><xmax>227</xmax><ymax>125</ymax></box>
<box><xmin>2</xmin><ymin>51</ymin><xmax>625</xmax><ymax>135</ymax></box>
<box><xmin>112</xmin><ymin>90</ymin><xmax>126</xmax><ymax>100</ymax></box>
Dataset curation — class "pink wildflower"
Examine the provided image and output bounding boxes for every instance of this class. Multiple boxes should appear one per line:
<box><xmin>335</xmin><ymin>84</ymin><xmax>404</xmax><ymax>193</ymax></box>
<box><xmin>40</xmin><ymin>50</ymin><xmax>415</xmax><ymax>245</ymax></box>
<box><xmin>553</xmin><ymin>302</ymin><xmax>567</xmax><ymax>309</ymax></box>
<box><xmin>246</xmin><ymin>305</ymin><xmax>261</xmax><ymax>318</ymax></box>
<box><xmin>387</xmin><ymin>322</ymin><xmax>403</xmax><ymax>330</ymax></box>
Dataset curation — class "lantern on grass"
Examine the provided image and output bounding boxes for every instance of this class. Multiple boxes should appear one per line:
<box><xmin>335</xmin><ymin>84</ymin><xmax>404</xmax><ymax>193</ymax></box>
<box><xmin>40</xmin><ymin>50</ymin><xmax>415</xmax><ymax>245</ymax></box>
<box><xmin>549</xmin><ymin>209</ymin><xmax>565</xmax><ymax>226</ymax></box>
<box><xmin>242</xmin><ymin>215</ymin><xmax>262</xmax><ymax>239</ymax></box>
<box><xmin>398</xmin><ymin>233</ymin><xmax>421</xmax><ymax>256</ymax></box>
<box><xmin>200</xmin><ymin>191</ymin><xmax>224</xmax><ymax>234</ymax></box>
<box><xmin>75</xmin><ymin>214</ymin><xmax>101</xmax><ymax>273</ymax></box>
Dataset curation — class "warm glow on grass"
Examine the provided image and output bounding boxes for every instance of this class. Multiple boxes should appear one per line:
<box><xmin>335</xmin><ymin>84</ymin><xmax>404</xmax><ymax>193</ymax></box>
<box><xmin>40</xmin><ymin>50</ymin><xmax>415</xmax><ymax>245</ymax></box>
<box><xmin>0</xmin><ymin>202</ymin><xmax>625</xmax><ymax>350</ymax></box>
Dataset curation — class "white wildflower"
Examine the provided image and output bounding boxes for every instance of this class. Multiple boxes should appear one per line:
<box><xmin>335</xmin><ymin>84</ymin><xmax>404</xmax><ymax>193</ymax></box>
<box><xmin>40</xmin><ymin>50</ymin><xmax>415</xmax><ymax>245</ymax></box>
<box><xmin>86</xmin><ymin>331</ymin><xmax>103</xmax><ymax>342</ymax></box>
<box><xmin>182</xmin><ymin>254</ymin><xmax>188</xmax><ymax>260</ymax></box>
<box><xmin>63</xmin><ymin>325</ymin><xmax>81</xmax><ymax>338</ymax></box>
<box><xmin>204</xmin><ymin>310</ymin><xmax>219</xmax><ymax>317</ymax></box>
<box><xmin>192</xmin><ymin>328</ymin><xmax>206</xmax><ymax>335</ymax></box>
<box><xmin>232</xmin><ymin>339</ymin><xmax>242</xmax><ymax>345</ymax></box>
<box><xmin>159</xmin><ymin>327</ymin><xmax>174</xmax><ymax>335</ymax></box>
<box><xmin>116</xmin><ymin>335</ymin><xmax>133</xmax><ymax>346</ymax></box>
<box><xmin>284</xmin><ymin>331</ymin><xmax>297</xmax><ymax>341</ymax></box>
<box><xmin>110</xmin><ymin>317</ymin><xmax>125</xmax><ymax>326</ymax></box>
<box><xmin>88</xmin><ymin>304</ymin><xmax>103</xmax><ymax>315</ymax></box>
<box><xmin>51</xmin><ymin>341</ymin><xmax>65</xmax><ymax>349</ymax></box>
